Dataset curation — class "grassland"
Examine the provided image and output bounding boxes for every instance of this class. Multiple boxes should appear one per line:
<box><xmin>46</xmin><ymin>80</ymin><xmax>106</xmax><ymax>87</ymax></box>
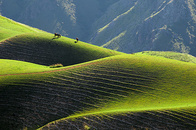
<box><xmin>0</xmin><ymin>15</ymin><xmax>42</xmax><ymax>41</ymax></box>
<box><xmin>0</xmin><ymin>33</ymin><xmax>123</xmax><ymax>66</ymax></box>
<box><xmin>0</xmin><ymin>15</ymin><xmax>196</xmax><ymax>129</ymax></box>
<box><xmin>37</xmin><ymin>54</ymin><xmax>196</xmax><ymax>129</ymax></box>
<box><xmin>1</xmin><ymin>54</ymin><xmax>196</xmax><ymax>129</ymax></box>
<box><xmin>138</xmin><ymin>51</ymin><xmax>196</xmax><ymax>63</ymax></box>
<box><xmin>0</xmin><ymin>59</ymin><xmax>52</xmax><ymax>75</ymax></box>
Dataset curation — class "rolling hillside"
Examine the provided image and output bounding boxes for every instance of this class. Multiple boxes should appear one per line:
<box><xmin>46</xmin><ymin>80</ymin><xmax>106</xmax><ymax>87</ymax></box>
<box><xmin>1</xmin><ymin>54</ymin><xmax>196</xmax><ymax>130</ymax></box>
<box><xmin>0</xmin><ymin>33</ymin><xmax>123</xmax><ymax>66</ymax></box>
<box><xmin>1</xmin><ymin>0</ymin><xmax>196</xmax><ymax>57</ymax></box>
<box><xmin>0</xmin><ymin>15</ymin><xmax>41</xmax><ymax>41</ymax></box>
<box><xmin>0</xmin><ymin>15</ymin><xmax>123</xmax><ymax>66</ymax></box>
<box><xmin>0</xmin><ymin>16</ymin><xmax>196</xmax><ymax>130</ymax></box>
<box><xmin>137</xmin><ymin>51</ymin><xmax>196</xmax><ymax>64</ymax></box>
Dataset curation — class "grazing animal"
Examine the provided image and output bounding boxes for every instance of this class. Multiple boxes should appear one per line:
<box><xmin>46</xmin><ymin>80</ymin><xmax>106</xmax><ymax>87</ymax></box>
<box><xmin>75</xmin><ymin>37</ymin><xmax>79</xmax><ymax>43</ymax></box>
<box><xmin>54</xmin><ymin>33</ymin><xmax>61</xmax><ymax>38</ymax></box>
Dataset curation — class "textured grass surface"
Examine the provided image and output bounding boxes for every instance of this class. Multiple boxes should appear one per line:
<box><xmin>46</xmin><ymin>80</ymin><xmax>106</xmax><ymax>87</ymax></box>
<box><xmin>0</xmin><ymin>15</ymin><xmax>196</xmax><ymax>130</ymax></box>
<box><xmin>0</xmin><ymin>54</ymin><xmax>195</xmax><ymax>129</ymax></box>
<box><xmin>0</xmin><ymin>33</ymin><xmax>123</xmax><ymax>66</ymax></box>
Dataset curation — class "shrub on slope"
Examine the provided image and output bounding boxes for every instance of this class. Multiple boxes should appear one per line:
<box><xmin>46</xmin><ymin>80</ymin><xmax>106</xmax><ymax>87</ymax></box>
<box><xmin>0</xmin><ymin>33</ymin><xmax>123</xmax><ymax>66</ymax></box>
<box><xmin>0</xmin><ymin>54</ymin><xmax>195</xmax><ymax>129</ymax></box>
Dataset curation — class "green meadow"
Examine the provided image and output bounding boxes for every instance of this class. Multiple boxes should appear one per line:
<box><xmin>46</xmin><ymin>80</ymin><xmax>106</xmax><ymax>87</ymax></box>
<box><xmin>0</xmin><ymin>15</ymin><xmax>196</xmax><ymax>130</ymax></box>
<box><xmin>0</xmin><ymin>15</ymin><xmax>42</xmax><ymax>41</ymax></box>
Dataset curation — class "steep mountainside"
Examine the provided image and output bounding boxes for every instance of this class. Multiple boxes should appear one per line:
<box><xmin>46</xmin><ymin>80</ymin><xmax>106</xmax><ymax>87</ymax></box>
<box><xmin>90</xmin><ymin>0</ymin><xmax>196</xmax><ymax>56</ymax></box>
<box><xmin>1</xmin><ymin>0</ymin><xmax>196</xmax><ymax>56</ymax></box>
<box><xmin>0</xmin><ymin>0</ymin><xmax>118</xmax><ymax>41</ymax></box>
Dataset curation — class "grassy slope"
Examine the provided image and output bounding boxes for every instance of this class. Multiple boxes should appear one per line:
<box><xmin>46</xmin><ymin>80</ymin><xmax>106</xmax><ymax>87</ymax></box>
<box><xmin>0</xmin><ymin>59</ymin><xmax>52</xmax><ymax>75</ymax></box>
<box><xmin>0</xmin><ymin>33</ymin><xmax>123</xmax><ymax>66</ymax></box>
<box><xmin>38</xmin><ymin>54</ymin><xmax>196</xmax><ymax>129</ymax></box>
<box><xmin>0</xmin><ymin>15</ymin><xmax>196</xmax><ymax>129</ymax></box>
<box><xmin>137</xmin><ymin>51</ymin><xmax>196</xmax><ymax>64</ymax></box>
<box><xmin>0</xmin><ymin>54</ymin><xmax>195</xmax><ymax>129</ymax></box>
<box><xmin>0</xmin><ymin>15</ymin><xmax>42</xmax><ymax>41</ymax></box>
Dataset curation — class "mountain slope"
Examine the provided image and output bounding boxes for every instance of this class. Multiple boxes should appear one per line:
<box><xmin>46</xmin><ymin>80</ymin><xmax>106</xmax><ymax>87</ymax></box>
<box><xmin>1</xmin><ymin>0</ymin><xmax>196</xmax><ymax>57</ymax></box>
<box><xmin>90</xmin><ymin>0</ymin><xmax>196</xmax><ymax>56</ymax></box>
<box><xmin>0</xmin><ymin>0</ymin><xmax>119</xmax><ymax>41</ymax></box>
<box><xmin>0</xmin><ymin>0</ymin><xmax>196</xmax><ymax>56</ymax></box>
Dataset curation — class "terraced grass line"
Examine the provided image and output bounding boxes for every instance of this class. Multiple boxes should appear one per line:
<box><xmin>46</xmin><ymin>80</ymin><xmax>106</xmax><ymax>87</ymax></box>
<box><xmin>146</xmin><ymin>111</ymin><xmax>180</xmax><ymax>125</ymax></box>
<box><xmin>37</xmin><ymin>78</ymin><xmax>115</xmax><ymax>103</ymax></box>
<box><xmin>124</xmin><ymin>114</ymin><xmax>157</xmax><ymax>129</ymax></box>
<box><xmin>43</xmin><ymin>108</ymin><xmax>195</xmax><ymax>129</ymax></box>
<box><xmin>135</xmin><ymin>112</ymin><xmax>177</xmax><ymax>127</ymax></box>
<box><xmin>1</xmin><ymin>54</ymin><xmax>196</xmax><ymax>129</ymax></box>
<box><xmin>78</xmin><ymin>69</ymin><xmax>155</xmax><ymax>83</ymax></box>
<box><xmin>157</xmin><ymin>110</ymin><xmax>189</xmax><ymax>125</ymax></box>
<box><xmin>171</xmin><ymin>110</ymin><xmax>196</xmax><ymax>123</ymax></box>
<box><xmin>29</xmin><ymin>78</ymin><xmax>121</xmax><ymax>102</ymax></box>
<box><xmin>88</xmin><ymin>65</ymin><xmax>158</xmax><ymax>80</ymax></box>
<box><xmin>176</xmin><ymin>110</ymin><xmax>196</xmax><ymax>118</ymax></box>
<box><xmin>90</xmin><ymin>116</ymin><xmax>114</xmax><ymax>129</ymax></box>
<box><xmin>73</xmin><ymin>70</ymin><xmax>170</xmax><ymax>95</ymax></box>
<box><xmin>55</xmin><ymin>72</ymin><xmax>130</xmax><ymax>96</ymax></box>
<box><xmin>74</xmin><ymin>67</ymin><xmax>154</xmax><ymax>83</ymax></box>
<box><xmin>0</xmin><ymin>44</ymin><xmax>50</xmax><ymax>59</ymax></box>
<box><xmin>30</xmin><ymin>76</ymin><xmax>125</xmax><ymax>107</ymax></box>
<box><xmin>49</xmin><ymin>75</ymin><xmax>126</xmax><ymax>96</ymax></box>
<box><xmin>162</xmin><ymin>110</ymin><xmax>193</xmax><ymax>125</ymax></box>
<box><xmin>82</xmin><ymin>116</ymin><xmax>106</xmax><ymax>129</ymax></box>
<box><xmin>0</xmin><ymin>83</ymin><xmax>85</xmax><ymax>111</ymax></box>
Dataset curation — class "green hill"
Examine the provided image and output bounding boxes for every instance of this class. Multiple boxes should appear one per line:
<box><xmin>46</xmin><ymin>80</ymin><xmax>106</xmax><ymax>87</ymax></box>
<box><xmin>0</xmin><ymin>54</ymin><xmax>195</xmax><ymax>130</ymax></box>
<box><xmin>137</xmin><ymin>51</ymin><xmax>196</xmax><ymax>64</ymax></box>
<box><xmin>0</xmin><ymin>15</ymin><xmax>41</xmax><ymax>41</ymax></box>
<box><xmin>0</xmin><ymin>59</ymin><xmax>52</xmax><ymax>75</ymax></box>
<box><xmin>0</xmin><ymin>33</ymin><xmax>123</xmax><ymax>66</ymax></box>
<box><xmin>0</xmin><ymin>15</ymin><xmax>196</xmax><ymax>130</ymax></box>
<box><xmin>2</xmin><ymin>1</ymin><xmax>196</xmax><ymax>57</ymax></box>
<box><xmin>0</xmin><ymin>16</ymin><xmax>123</xmax><ymax>66</ymax></box>
<box><xmin>38</xmin><ymin>54</ymin><xmax>196</xmax><ymax>130</ymax></box>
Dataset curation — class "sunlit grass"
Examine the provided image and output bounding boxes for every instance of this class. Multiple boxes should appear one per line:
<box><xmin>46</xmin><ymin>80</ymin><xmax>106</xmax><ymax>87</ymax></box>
<box><xmin>37</xmin><ymin>54</ymin><xmax>196</xmax><ymax>129</ymax></box>
<box><xmin>0</xmin><ymin>15</ymin><xmax>195</xmax><ymax>130</ymax></box>
<box><xmin>0</xmin><ymin>15</ymin><xmax>42</xmax><ymax>41</ymax></box>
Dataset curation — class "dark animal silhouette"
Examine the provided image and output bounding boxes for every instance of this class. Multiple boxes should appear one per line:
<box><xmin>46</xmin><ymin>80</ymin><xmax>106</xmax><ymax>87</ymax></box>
<box><xmin>54</xmin><ymin>33</ymin><xmax>61</xmax><ymax>38</ymax></box>
<box><xmin>75</xmin><ymin>37</ymin><xmax>79</xmax><ymax>43</ymax></box>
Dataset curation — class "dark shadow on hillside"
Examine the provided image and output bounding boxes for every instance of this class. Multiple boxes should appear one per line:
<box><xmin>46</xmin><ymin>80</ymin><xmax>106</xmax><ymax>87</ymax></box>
<box><xmin>52</xmin><ymin>37</ymin><xmax>59</xmax><ymax>40</ymax></box>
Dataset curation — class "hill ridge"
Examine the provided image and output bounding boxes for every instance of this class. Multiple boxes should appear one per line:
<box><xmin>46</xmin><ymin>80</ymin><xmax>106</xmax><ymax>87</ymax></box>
<box><xmin>0</xmin><ymin>15</ymin><xmax>196</xmax><ymax>130</ymax></box>
<box><xmin>0</xmin><ymin>32</ymin><xmax>123</xmax><ymax>66</ymax></box>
